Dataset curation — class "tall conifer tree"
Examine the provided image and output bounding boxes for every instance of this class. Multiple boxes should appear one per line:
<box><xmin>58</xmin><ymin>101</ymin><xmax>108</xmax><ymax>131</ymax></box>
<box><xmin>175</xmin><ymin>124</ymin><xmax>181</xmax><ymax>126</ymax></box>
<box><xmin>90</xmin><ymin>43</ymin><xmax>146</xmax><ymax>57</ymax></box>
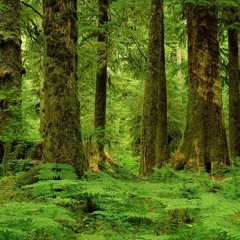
<box><xmin>140</xmin><ymin>0</ymin><xmax>168</xmax><ymax>175</ymax></box>
<box><xmin>0</xmin><ymin>0</ymin><xmax>23</xmax><ymax>146</ymax></box>
<box><xmin>42</xmin><ymin>0</ymin><xmax>87</xmax><ymax>176</ymax></box>
<box><xmin>228</xmin><ymin>7</ymin><xmax>240</xmax><ymax>160</ymax></box>
<box><xmin>94</xmin><ymin>0</ymin><xmax>109</xmax><ymax>161</ymax></box>
<box><xmin>173</xmin><ymin>3</ymin><xmax>230</xmax><ymax>171</ymax></box>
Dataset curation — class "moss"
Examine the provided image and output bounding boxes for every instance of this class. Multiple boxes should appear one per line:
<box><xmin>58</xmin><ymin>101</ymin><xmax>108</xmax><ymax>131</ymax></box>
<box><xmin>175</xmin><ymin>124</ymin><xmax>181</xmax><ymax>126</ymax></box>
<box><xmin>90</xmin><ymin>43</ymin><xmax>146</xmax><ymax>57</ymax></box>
<box><xmin>2</xmin><ymin>143</ymin><xmax>11</xmax><ymax>176</ymax></box>
<box><xmin>16</xmin><ymin>167</ymin><xmax>39</xmax><ymax>187</ymax></box>
<box><xmin>62</xmin><ymin>12</ymin><xmax>77</xmax><ymax>22</ymax></box>
<box><xmin>43</xmin><ymin>0</ymin><xmax>88</xmax><ymax>177</ymax></box>
<box><xmin>0</xmin><ymin>176</ymin><xmax>19</xmax><ymax>203</ymax></box>
<box><xmin>0</xmin><ymin>31</ymin><xmax>21</xmax><ymax>46</ymax></box>
<box><xmin>0</xmin><ymin>69</ymin><xmax>12</xmax><ymax>82</ymax></box>
<box><xmin>168</xmin><ymin>208</ymin><xmax>193</xmax><ymax>225</ymax></box>
<box><xmin>56</xmin><ymin>51</ymin><xmax>72</xmax><ymax>59</ymax></box>
<box><xmin>53</xmin><ymin>30</ymin><xmax>66</xmax><ymax>40</ymax></box>
<box><xmin>0</xmin><ymin>172</ymin><xmax>35</xmax><ymax>204</ymax></box>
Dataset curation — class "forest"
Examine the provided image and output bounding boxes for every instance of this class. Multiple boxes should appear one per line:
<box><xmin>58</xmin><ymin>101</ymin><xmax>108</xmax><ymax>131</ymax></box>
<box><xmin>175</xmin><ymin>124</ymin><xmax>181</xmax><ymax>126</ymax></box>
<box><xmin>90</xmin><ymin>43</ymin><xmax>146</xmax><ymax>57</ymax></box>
<box><xmin>0</xmin><ymin>0</ymin><xmax>240</xmax><ymax>239</ymax></box>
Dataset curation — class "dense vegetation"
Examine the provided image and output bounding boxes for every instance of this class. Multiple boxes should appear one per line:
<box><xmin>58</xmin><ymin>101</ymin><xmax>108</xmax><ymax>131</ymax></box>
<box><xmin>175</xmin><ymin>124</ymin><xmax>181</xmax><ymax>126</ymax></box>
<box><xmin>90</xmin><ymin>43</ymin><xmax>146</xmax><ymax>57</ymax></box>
<box><xmin>2</xmin><ymin>163</ymin><xmax>240</xmax><ymax>239</ymax></box>
<box><xmin>0</xmin><ymin>0</ymin><xmax>240</xmax><ymax>239</ymax></box>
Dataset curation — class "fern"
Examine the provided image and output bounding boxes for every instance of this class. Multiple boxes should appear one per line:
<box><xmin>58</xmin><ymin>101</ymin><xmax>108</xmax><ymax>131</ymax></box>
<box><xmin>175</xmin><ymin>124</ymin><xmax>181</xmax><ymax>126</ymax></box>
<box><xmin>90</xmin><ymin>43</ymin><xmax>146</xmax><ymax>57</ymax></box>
<box><xmin>10</xmin><ymin>167</ymin><xmax>240</xmax><ymax>239</ymax></box>
<box><xmin>23</xmin><ymin>179</ymin><xmax>80</xmax><ymax>198</ymax></box>
<box><xmin>36</xmin><ymin>163</ymin><xmax>78</xmax><ymax>180</ymax></box>
<box><xmin>0</xmin><ymin>202</ymin><xmax>75</xmax><ymax>240</ymax></box>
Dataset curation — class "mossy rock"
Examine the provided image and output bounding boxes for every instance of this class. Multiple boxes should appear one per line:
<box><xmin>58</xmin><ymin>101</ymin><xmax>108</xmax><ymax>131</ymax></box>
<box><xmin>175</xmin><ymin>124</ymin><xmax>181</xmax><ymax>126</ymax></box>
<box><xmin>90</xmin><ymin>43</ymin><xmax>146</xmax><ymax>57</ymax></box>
<box><xmin>0</xmin><ymin>169</ymin><xmax>38</xmax><ymax>204</ymax></box>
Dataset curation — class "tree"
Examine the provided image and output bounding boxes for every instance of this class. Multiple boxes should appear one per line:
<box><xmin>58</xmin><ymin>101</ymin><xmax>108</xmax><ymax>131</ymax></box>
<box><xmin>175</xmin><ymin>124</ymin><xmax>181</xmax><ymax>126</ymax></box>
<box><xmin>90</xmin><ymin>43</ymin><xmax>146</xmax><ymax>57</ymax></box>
<box><xmin>139</xmin><ymin>0</ymin><xmax>168</xmax><ymax>176</ymax></box>
<box><xmin>228</xmin><ymin>7</ymin><xmax>240</xmax><ymax>160</ymax></box>
<box><xmin>42</xmin><ymin>0</ymin><xmax>87</xmax><ymax>176</ymax></box>
<box><xmin>94</xmin><ymin>0</ymin><xmax>109</xmax><ymax>161</ymax></box>
<box><xmin>0</xmin><ymin>0</ymin><xmax>23</xmax><ymax>145</ymax></box>
<box><xmin>172</xmin><ymin>3</ymin><xmax>230</xmax><ymax>171</ymax></box>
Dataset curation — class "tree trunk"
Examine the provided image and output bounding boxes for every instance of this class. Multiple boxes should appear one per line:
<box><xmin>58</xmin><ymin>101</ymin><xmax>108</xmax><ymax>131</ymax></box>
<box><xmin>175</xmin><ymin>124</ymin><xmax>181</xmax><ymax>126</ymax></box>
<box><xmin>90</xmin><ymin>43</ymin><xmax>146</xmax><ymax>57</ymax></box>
<box><xmin>42</xmin><ymin>0</ymin><xmax>87</xmax><ymax>177</ymax></box>
<box><xmin>156</xmin><ymin>3</ymin><xmax>168</xmax><ymax>168</ymax></box>
<box><xmin>176</xmin><ymin>47</ymin><xmax>184</xmax><ymax>111</ymax></box>
<box><xmin>228</xmin><ymin>9</ymin><xmax>240</xmax><ymax>160</ymax></box>
<box><xmin>238</xmin><ymin>33</ymin><xmax>240</xmax><ymax>67</ymax></box>
<box><xmin>173</xmin><ymin>4</ymin><xmax>230</xmax><ymax>171</ymax></box>
<box><xmin>39</xmin><ymin>77</ymin><xmax>45</xmax><ymax>138</ymax></box>
<box><xmin>140</xmin><ymin>0</ymin><xmax>168</xmax><ymax>175</ymax></box>
<box><xmin>0</xmin><ymin>0</ymin><xmax>23</xmax><ymax>143</ymax></box>
<box><xmin>94</xmin><ymin>0</ymin><xmax>109</xmax><ymax>161</ymax></box>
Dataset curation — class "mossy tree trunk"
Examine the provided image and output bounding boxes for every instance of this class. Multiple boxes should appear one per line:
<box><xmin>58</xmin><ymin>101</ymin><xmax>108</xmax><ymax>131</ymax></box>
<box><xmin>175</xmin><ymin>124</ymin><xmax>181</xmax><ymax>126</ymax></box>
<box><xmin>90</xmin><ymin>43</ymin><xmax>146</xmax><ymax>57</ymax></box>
<box><xmin>94</xmin><ymin>0</ymin><xmax>109</xmax><ymax>161</ymax></box>
<box><xmin>228</xmin><ymin>8</ymin><xmax>240</xmax><ymax>160</ymax></box>
<box><xmin>172</xmin><ymin>4</ymin><xmax>230</xmax><ymax>171</ymax></box>
<box><xmin>0</xmin><ymin>0</ymin><xmax>23</xmax><ymax>145</ymax></box>
<box><xmin>238</xmin><ymin>33</ymin><xmax>240</xmax><ymax>66</ymax></box>
<box><xmin>139</xmin><ymin>0</ymin><xmax>168</xmax><ymax>176</ymax></box>
<box><xmin>42</xmin><ymin>0</ymin><xmax>87</xmax><ymax>177</ymax></box>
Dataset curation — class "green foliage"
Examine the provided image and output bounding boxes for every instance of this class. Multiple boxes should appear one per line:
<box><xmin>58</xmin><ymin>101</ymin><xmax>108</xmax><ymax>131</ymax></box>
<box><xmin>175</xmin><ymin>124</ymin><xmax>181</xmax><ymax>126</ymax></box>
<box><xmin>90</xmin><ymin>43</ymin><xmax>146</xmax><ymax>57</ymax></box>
<box><xmin>220</xmin><ymin>157</ymin><xmax>240</xmax><ymax>200</ymax></box>
<box><xmin>23</xmin><ymin>179</ymin><xmax>80</xmax><ymax>198</ymax></box>
<box><xmin>36</xmin><ymin>163</ymin><xmax>78</xmax><ymax>180</ymax></box>
<box><xmin>21</xmin><ymin>163</ymin><xmax>79</xmax><ymax>198</ymax></box>
<box><xmin>2</xmin><ymin>167</ymin><xmax>240</xmax><ymax>239</ymax></box>
<box><xmin>151</xmin><ymin>165</ymin><xmax>180</xmax><ymax>182</ymax></box>
<box><xmin>0</xmin><ymin>202</ymin><xmax>75</xmax><ymax>240</ymax></box>
<box><xmin>0</xmin><ymin>4</ymin><xmax>10</xmax><ymax>11</ymax></box>
<box><xmin>0</xmin><ymin>86</ymin><xmax>22</xmax><ymax>143</ymax></box>
<box><xmin>21</xmin><ymin>0</ymin><xmax>43</xmax><ymax>141</ymax></box>
<box><xmin>2</xmin><ymin>0</ymin><xmax>240</xmax><ymax>239</ymax></box>
<box><xmin>179</xmin><ymin>0</ymin><xmax>240</xmax><ymax>6</ymax></box>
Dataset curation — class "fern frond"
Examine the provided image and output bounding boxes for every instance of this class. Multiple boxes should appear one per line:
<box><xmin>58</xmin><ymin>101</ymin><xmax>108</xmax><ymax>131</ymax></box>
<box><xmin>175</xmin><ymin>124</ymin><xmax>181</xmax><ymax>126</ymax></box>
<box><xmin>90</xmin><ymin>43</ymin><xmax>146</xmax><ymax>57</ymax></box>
<box><xmin>36</xmin><ymin>163</ymin><xmax>78</xmax><ymax>180</ymax></box>
<box><xmin>0</xmin><ymin>202</ymin><xmax>75</xmax><ymax>240</ymax></box>
<box><xmin>23</xmin><ymin>179</ymin><xmax>80</xmax><ymax>198</ymax></box>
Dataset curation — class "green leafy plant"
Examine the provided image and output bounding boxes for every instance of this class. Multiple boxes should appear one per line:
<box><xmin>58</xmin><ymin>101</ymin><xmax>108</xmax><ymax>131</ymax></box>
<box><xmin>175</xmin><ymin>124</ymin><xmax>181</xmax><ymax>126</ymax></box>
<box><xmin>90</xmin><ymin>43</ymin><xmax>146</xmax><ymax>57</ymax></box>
<box><xmin>151</xmin><ymin>165</ymin><xmax>180</xmax><ymax>182</ymax></box>
<box><xmin>220</xmin><ymin>157</ymin><xmax>240</xmax><ymax>199</ymax></box>
<box><xmin>0</xmin><ymin>4</ymin><xmax>11</xmax><ymax>10</ymax></box>
<box><xmin>36</xmin><ymin>163</ymin><xmax>78</xmax><ymax>180</ymax></box>
<box><xmin>0</xmin><ymin>202</ymin><xmax>75</xmax><ymax>240</ymax></box>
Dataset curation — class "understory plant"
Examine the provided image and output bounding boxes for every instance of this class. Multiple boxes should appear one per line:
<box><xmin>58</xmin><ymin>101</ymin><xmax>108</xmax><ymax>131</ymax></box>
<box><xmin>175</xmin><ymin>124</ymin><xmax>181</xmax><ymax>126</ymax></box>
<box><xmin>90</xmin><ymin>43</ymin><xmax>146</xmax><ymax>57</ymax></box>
<box><xmin>1</xmin><ymin>163</ymin><xmax>240</xmax><ymax>239</ymax></box>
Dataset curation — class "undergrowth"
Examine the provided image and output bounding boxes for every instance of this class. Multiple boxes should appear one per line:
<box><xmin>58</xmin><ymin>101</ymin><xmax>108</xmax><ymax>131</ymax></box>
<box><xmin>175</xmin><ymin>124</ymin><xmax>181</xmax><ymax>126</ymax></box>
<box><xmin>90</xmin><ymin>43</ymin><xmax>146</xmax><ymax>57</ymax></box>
<box><xmin>1</xmin><ymin>163</ymin><xmax>240</xmax><ymax>239</ymax></box>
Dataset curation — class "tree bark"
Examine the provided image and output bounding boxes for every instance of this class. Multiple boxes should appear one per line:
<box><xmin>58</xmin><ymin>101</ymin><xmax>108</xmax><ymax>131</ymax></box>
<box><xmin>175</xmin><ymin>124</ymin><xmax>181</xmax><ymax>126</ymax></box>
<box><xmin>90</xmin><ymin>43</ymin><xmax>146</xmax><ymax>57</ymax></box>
<box><xmin>173</xmin><ymin>4</ymin><xmax>230</xmax><ymax>171</ymax></box>
<box><xmin>0</xmin><ymin>0</ymin><xmax>23</xmax><ymax>143</ymax></box>
<box><xmin>140</xmin><ymin>0</ymin><xmax>168</xmax><ymax>175</ymax></box>
<box><xmin>156</xmin><ymin>2</ymin><xmax>168</xmax><ymax>168</ymax></box>
<box><xmin>94</xmin><ymin>0</ymin><xmax>109</xmax><ymax>160</ymax></box>
<box><xmin>42</xmin><ymin>0</ymin><xmax>87</xmax><ymax>177</ymax></box>
<box><xmin>228</xmin><ymin>9</ymin><xmax>240</xmax><ymax>160</ymax></box>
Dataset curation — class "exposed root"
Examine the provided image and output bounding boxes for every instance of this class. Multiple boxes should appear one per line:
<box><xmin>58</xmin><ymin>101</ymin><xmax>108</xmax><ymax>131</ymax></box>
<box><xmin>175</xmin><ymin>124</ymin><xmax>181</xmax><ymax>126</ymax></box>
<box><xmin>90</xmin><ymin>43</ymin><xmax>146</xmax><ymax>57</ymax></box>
<box><xmin>83</xmin><ymin>141</ymin><xmax>119</xmax><ymax>173</ymax></box>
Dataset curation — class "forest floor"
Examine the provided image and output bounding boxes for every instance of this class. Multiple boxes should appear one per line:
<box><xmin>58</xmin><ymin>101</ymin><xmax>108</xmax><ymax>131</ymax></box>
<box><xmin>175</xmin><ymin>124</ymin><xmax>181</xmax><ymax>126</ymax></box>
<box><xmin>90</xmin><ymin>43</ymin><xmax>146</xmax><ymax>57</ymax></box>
<box><xmin>0</xmin><ymin>161</ymin><xmax>240</xmax><ymax>240</ymax></box>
